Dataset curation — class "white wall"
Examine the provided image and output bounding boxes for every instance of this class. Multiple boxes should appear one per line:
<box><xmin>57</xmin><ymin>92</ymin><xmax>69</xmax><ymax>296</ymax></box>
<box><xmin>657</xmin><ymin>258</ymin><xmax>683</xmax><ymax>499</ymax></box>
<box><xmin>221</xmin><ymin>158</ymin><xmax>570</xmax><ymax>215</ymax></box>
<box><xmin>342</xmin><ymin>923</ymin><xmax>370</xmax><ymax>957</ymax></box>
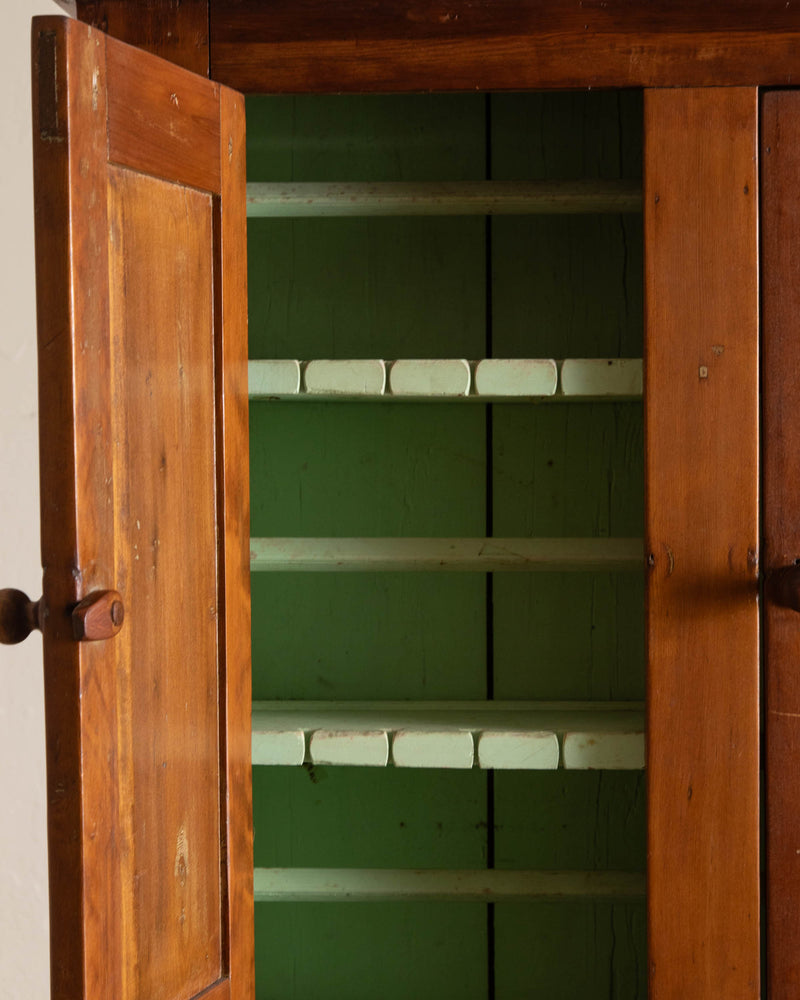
<box><xmin>1</xmin><ymin>2</ymin><xmax>62</xmax><ymax>996</ymax></box>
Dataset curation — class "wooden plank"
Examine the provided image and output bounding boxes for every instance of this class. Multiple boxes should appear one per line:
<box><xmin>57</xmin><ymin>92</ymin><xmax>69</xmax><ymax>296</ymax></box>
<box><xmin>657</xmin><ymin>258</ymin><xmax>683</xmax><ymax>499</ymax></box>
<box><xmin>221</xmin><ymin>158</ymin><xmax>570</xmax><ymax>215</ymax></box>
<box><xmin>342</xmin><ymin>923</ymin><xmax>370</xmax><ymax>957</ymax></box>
<box><xmin>249</xmin><ymin>536</ymin><xmax>643</xmax><ymax>572</ymax></box>
<box><xmin>559</xmin><ymin>358</ymin><xmax>643</xmax><ymax>399</ymax></box>
<box><xmin>74</xmin><ymin>0</ymin><xmax>210</xmax><ymax>76</ymax></box>
<box><xmin>309</xmin><ymin>729</ymin><xmax>390</xmax><ymax>767</ymax></box>
<box><xmin>562</xmin><ymin>731</ymin><xmax>644</xmax><ymax>770</ymax></box>
<box><xmin>392</xmin><ymin>730</ymin><xmax>475</xmax><ymax>769</ymax></box>
<box><xmin>32</xmin><ymin>19</ymin><xmax>117</xmax><ymax>997</ymax></box>
<box><xmin>246</xmin><ymin>180</ymin><xmax>642</xmax><ymax>217</ymax></box>
<box><xmin>761</xmin><ymin>90</ymin><xmax>800</xmax><ymax>999</ymax></box>
<box><xmin>251</xmin><ymin>701</ymin><xmax>645</xmax><ymax>770</ymax></box>
<box><xmin>248</xmin><ymin>359</ymin><xmax>301</xmax><ymax>397</ymax></box>
<box><xmin>473</xmin><ymin>359</ymin><xmax>558</xmax><ymax>397</ymax></box>
<box><xmin>216</xmin><ymin>84</ymin><xmax>255</xmax><ymax>999</ymax></box>
<box><xmin>489</xmin><ymin>90</ymin><xmax>646</xmax><ymax>994</ymax></box>
<box><xmin>253</xmin><ymin>867</ymin><xmax>646</xmax><ymax>903</ymax></box>
<box><xmin>210</xmin><ymin>0</ymin><xmax>800</xmax><ymax>92</ymax></box>
<box><xmin>388</xmin><ymin>359</ymin><xmax>470</xmax><ymax>397</ymax></box>
<box><xmin>476</xmin><ymin>731</ymin><xmax>559</xmax><ymax>770</ymax></box>
<box><xmin>644</xmin><ymin>88</ymin><xmax>760</xmax><ymax>998</ymax></box>
<box><xmin>249</xmin><ymin>358</ymin><xmax>643</xmax><ymax>401</ymax></box>
<box><xmin>304</xmin><ymin>359</ymin><xmax>386</xmax><ymax>396</ymax></box>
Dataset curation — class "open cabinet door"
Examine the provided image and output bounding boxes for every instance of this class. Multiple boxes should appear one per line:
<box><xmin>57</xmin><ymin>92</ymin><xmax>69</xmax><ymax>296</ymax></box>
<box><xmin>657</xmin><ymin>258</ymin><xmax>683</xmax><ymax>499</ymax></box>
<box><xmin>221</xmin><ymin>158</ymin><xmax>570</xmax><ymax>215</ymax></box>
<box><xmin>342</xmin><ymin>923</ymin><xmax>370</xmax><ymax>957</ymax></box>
<box><xmin>31</xmin><ymin>16</ymin><xmax>252</xmax><ymax>1000</ymax></box>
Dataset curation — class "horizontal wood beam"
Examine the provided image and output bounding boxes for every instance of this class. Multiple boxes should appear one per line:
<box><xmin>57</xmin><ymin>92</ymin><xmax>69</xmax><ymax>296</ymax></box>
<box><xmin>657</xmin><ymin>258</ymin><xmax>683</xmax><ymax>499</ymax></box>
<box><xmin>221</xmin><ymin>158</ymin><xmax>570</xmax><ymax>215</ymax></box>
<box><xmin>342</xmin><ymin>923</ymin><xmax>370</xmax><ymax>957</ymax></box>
<box><xmin>251</xmin><ymin>700</ymin><xmax>645</xmax><ymax>770</ymax></box>
<box><xmin>249</xmin><ymin>537</ymin><xmax>644</xmax><ymax>573</ymax></box>
<box><xmin>253</xmin><ymin>867</ymin><xmax>646</xmax><ymax>903</ymax></box>
<box><xmin>210</xmin><ymin>0</ymin><xmax>800</xmax><ymax>92</ymax></box>
<box><xmin>74</xmin><ymin>0</ymin><xmax>209</xmax><ymax>75</ymax></box>
<box><xmin>246</xmin><ymin>181</ymin><xmax>641</xmax><ymax>217</ymax></box>
<box><xmin>248</xmin><ymin>358</ymin><xmax>642</xmax><ymax>401</ymax></box>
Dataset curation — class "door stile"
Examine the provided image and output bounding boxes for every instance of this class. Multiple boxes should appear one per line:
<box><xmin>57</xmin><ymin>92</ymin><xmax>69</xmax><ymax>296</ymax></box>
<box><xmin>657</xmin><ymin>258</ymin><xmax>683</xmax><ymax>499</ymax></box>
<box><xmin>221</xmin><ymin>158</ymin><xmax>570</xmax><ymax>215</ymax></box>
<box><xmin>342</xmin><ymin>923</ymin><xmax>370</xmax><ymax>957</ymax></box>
<box><xmin>761</xmin><ymin>90</ymin><xmax>800</xmax><ymax>999</ymax></box>
<box><xmin>32</xmin><ymin>20</ymin><xmax>126</xmax><ymax>999</ymax></box>
<box><xmin>644</xmin><ymin>88</ymin><xmax>761</xmax><ymax>998</ymax></box>
<box><xmin>215</xmin><ymin>84</ymin><xmax>254</xmax><ymax>992</ymax></box>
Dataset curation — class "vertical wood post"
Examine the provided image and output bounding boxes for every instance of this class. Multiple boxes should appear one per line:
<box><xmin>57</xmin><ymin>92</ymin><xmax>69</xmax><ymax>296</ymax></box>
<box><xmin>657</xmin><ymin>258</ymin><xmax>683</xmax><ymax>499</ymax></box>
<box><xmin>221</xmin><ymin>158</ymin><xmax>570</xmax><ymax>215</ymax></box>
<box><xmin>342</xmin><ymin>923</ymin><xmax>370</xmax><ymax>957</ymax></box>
<box><xmin>761</xmin><ymin>90</ymin><xmax>800</xmax><ymax>1000</ymax></box>
<box><xmin>645</xmin><ymin>88</ymin><xmax>760</xmax><ymax>998</ymax></box>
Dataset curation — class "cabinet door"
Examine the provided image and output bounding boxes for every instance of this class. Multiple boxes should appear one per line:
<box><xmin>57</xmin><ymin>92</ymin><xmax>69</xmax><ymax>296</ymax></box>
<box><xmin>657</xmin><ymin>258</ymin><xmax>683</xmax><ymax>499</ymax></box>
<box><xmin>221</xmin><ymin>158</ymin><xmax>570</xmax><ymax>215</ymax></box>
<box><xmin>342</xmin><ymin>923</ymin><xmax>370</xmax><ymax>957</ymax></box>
<box><xmin>31</xmin><ymin>16</ymin><xmax>252</xmax><ymax>1000</ymax></box>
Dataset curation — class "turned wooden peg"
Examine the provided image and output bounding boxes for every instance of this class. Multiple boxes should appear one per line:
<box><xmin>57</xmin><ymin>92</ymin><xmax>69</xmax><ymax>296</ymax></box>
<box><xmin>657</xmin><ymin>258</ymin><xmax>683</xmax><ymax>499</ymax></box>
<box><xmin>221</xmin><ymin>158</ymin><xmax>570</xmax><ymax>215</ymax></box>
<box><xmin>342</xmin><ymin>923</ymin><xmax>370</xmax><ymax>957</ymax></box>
<box><xmin>71</xmin><ymin>590</ymin><xmax>125</xmax><ymax>642</ymax></box>
<box><xmin>768</xmin><ymin>565</ymin><xmax>800</xmax><ymax>613</ymax></box>
<box><xmin>0</xmin><ymin>589</ymin><xmax>43</xmax><ymax>645</ymax></box>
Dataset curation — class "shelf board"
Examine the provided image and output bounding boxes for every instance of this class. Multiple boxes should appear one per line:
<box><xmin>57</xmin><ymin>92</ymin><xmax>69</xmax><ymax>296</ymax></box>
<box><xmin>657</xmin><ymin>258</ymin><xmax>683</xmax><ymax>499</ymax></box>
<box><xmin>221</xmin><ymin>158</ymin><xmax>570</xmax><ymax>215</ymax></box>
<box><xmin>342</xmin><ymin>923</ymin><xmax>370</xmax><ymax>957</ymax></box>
<box><xmin>251</xmin><ymin>701</ymin><xmax>645</xmax><ymax>770</ymax></box>
<box><xmin>248</xmin><ymin>358</ymin><xmax>642</xmax><ymax>401</ymax></box>
<box><xmin>246</xmin><ymin>180</ymin><xmax>643</xmax><ymax>217</ymax></box>
<box><xmin>250</xmin><ymin>537</ymin><xmax>643</xmax><ymax>573</ymax></box>
<box><xmin>253</xmin><ymin>867</ymin><xmax>646</xmax><ymax>902</ymax></box>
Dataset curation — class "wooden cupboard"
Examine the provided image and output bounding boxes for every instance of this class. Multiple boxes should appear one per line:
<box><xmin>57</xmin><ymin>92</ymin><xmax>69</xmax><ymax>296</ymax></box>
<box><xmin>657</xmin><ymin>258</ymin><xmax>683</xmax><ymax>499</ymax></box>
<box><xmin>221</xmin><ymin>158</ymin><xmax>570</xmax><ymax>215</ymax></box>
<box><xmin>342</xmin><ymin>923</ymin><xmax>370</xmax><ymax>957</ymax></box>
<box><xmin>7</xmin><ymin>3</ymin><xmax>800</xmax><ymax>997</ymax></box>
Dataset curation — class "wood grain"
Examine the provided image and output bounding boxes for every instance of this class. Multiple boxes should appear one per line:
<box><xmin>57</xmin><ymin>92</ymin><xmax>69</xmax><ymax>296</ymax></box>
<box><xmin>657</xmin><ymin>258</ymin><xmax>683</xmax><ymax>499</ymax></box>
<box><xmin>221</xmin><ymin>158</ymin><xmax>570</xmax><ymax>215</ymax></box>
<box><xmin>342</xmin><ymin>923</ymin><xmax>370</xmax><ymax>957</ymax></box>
<box><xmin>106</xmin><ymin>38</ymin><xmax>220</xmax><ymax>193</ymax></box>
<box><xmin>216</xmin><ymin>82</ymin><xmax>255</xmax><ymax>996</ymax></box>
<box><xmin>31</xmin><ymin>16</ymin><xmax>252</xmax><ymax>1000</ymax></box>
<box><xmin>74</xmin><ymin>0</ymin><xmax>209</xmax><ymax>75</ymax></box>
<box><xmin>761</xmin><ymin>90</ymin><xmax>800</xmax><ymax>1000</ymax></box>
<box><xmin>644</xmin><ymin>88</ymin><xmax>760</xmax><ymax>998</ymax></box>
<box><xmin>208</xmin><ymin>0</ymin><xmax>800</xmax><ymax>92</ymax></box>
<box><xmin>108</xmin><ymin>164</ymin><xmax>222</xmax><ymax>999</ymax></box>
<box><xmin>32</xmin><ymin>19</ymin><xmax>120</xmax><ymax>997</ymax></box>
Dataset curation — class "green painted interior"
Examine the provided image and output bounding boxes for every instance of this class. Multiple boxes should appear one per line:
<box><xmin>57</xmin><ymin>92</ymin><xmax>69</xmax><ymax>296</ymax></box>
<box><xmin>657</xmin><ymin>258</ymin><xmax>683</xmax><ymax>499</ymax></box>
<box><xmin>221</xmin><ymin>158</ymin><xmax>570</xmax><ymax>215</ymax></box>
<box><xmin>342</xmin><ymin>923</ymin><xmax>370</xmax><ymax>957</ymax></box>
<box><xmin>247</xmin><ymin>91</ymin><xmax>645</xmax><ymax>999</ymax></box>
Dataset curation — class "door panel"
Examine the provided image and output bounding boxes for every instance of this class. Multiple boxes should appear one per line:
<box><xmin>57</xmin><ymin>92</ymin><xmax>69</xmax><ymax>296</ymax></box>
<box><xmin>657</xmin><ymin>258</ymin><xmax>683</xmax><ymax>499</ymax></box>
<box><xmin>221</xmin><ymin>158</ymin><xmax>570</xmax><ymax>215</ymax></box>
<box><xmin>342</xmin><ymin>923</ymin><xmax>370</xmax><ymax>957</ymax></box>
<box><xmin>31</xmin><ymin>17</ymin><xmax>252</xmax><ymax>1000</ymax></box>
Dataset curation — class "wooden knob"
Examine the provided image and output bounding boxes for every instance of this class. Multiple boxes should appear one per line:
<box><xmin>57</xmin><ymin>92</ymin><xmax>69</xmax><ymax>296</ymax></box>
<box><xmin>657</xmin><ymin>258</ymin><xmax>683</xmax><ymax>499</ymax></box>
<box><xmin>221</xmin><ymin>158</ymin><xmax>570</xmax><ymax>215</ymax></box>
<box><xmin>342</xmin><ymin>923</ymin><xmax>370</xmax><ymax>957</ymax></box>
<box><xmin>0</xmin><ymin>589</ymin><xmax>43</xmax><ymax>644</ymax></box>
<box><xmin>768</xmin><ymin>565</ymin><xmax>800</xmax><ymax>613</ymax></box>
<box><xmin>71</xmin><ymin>590</ymin><xmax>125</xmax><ymax>641</ymax></box>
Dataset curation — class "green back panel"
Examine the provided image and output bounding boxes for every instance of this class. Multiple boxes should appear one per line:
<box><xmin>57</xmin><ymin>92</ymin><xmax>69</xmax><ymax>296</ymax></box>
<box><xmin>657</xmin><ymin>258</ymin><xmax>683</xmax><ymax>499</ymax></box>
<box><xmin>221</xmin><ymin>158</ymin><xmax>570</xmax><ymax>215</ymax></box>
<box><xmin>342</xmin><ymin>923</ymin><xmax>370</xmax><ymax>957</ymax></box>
<box><xmin>247</xmin><ymin>91</ymin><xmax>645</xmax><ymax>999</ymax></box>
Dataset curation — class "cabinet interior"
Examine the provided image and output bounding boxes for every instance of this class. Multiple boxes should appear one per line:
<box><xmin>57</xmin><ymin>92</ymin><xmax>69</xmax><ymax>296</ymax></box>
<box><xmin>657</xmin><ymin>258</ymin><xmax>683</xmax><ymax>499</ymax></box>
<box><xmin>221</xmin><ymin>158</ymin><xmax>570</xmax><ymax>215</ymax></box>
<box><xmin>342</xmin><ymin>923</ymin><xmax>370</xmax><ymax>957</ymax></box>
<box><xmin>244</xmin><ymin>90</ymin><xmax>646</xmax><ymax>999</ymax></box>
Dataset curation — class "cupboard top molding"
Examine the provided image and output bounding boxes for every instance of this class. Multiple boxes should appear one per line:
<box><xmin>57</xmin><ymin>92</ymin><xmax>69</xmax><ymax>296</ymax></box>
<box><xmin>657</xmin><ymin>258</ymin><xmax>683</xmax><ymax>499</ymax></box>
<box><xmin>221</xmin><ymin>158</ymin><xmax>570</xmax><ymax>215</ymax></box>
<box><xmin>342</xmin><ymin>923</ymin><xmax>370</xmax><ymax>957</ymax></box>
<box><xmin>61</xmin><ymin>0</ymin><xmax>800</xmax><ymax>91</ymax></box>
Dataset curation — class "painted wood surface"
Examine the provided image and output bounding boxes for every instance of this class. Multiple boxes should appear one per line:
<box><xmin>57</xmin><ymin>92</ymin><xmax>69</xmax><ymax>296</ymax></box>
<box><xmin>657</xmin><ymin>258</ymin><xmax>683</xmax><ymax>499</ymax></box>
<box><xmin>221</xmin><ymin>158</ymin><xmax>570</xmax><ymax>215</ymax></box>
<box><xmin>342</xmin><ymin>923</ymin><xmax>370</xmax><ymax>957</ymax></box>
<box><xmin>209</xmin><ymin>0</ymin><xmax>800</xmax><ymax>92</ymax></box>
<box><xmin>249</xmin><ymin>357</ymin><xmax>641</xmax><ymax>401</ymax></box>
<box><xmin>251</xmin><ymin>701</ymin><xmax>645</xmax><ymax>770</ymax></box>
<box><xmin>389</xmin><ymin>358</ymin><xmax>470</xmax><ymax>397</ymax></box>
<box><xmin>304</xmin><ymin>359</ymin><xmax>386</xmax><ymax>396</ymax></box>
<box><xmin>254</xmin><ymin>868</ymin><xmax>645</xmax><ymax>903</ymax></box>
<box><xmin>249</xmin><ymin>537</ymin><xmax>643</xmax><ymax>573</ymax></box>
<box><xmin>644</xmin><ymin>88</ymin><xmax>760</xmax><ymax>998</ymax></box>
<box><xmin>31</xmin><ymin>17</ymin><xmax>252</xmax><ymax>1000</ymax></box>
<box><xmin>246</xmin><ymin>180</ymin><xmax>641</xmax><ymax>217</ymax></box>
<box><xmin>247</xmin><ymin>91</ymin><xmax>645</xmax><ymax>998</ymax></box>
<box><xmin>761</xmin><ymin>90</ymin><xmax>800</xmax><ymax>999</ymax></box>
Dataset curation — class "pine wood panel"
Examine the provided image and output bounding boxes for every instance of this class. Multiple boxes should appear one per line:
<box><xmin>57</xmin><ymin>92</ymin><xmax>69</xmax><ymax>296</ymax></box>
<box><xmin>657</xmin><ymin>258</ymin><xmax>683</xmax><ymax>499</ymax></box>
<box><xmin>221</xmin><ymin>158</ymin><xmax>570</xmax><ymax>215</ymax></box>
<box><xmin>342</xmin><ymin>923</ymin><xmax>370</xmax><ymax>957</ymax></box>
<box><xmin>208</xmin><ymin>0</ymin><xmax>800</xmax><ymax>93</ymax></box>
<box><xmin>644</xmin><ymin>88</ymin><xmax>760</xmax><ymax>998</ymax></box>
<box><xmin>761</xmin><ymin>90</ymin><xmax>800</xmax><ymax>1000</ymax></box>
<box><xmin>108</xmin><ymin>165</ymin><xmax>222</xmax><ymax>1000</ymax></box>
<box><xmin>31</xmin><ymin>17</ymin><xmax>252</xmax><ymax>1000</ymax></box>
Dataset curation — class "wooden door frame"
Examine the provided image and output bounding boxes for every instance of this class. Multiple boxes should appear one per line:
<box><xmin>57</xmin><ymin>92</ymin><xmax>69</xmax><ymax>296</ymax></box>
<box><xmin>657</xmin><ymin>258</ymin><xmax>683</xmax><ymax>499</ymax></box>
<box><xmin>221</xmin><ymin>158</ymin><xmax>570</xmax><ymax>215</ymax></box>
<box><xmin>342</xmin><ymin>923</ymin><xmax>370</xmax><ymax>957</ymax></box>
<box><xmin>61</xmin><ymin>2</ymin><xmax>800</xmax><ymax>997</ymax></box>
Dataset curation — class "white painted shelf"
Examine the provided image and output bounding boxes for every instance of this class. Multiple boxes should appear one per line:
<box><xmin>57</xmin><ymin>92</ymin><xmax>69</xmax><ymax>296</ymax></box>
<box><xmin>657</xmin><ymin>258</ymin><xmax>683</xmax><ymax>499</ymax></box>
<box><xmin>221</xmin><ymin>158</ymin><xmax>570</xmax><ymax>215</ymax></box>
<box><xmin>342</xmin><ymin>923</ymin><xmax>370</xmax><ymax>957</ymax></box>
<box><xmin>253</xmin><ymin>867</ymin><xmax>646</xmax><ymax>902</ymax></box>
<box><xmin>250</xmin><ymin>537</ymin><xmax>643</xmax><ymax>573</ymax></box>
<box><xmin>251</xmin><ymin>701</ymin><xmax>645</xmax><ymax>770</ymax></box>
<box><xmin>246</xmin><ymin>180</ymin><xmax>642</xmax><ymax>217</ymax></box>
<box><xmin>248</xmin><ymin>357</ymin><xmax>641</xmax><ymax>401</ymax></box>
